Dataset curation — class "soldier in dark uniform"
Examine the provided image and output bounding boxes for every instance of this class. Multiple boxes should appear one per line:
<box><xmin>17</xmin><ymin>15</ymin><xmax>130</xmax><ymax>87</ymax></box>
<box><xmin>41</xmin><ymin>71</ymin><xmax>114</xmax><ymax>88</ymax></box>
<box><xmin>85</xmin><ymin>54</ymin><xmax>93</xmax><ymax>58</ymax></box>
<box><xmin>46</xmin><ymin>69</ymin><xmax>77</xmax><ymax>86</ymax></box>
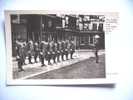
<box><xmin>46</xmin><ymin>42</ymin><xmax>52</xmax><ymax>65</ymax></box>
<box><xmin>52</xmin><ymin>42</ymin><xmax>57</xmax><ymax>63</ymax></box>
<box><xmin>22</xmin><ymin>43</ymin><xmax>27</xmax><ymax>65</ymax></box>
<box><xmin>27</xmin><ymin>40</ymin><xmax>34</xmax><ymax>64</ymax></box>
<box><xmin>34</xmin><ymin>42</ymin><xmax>39</xmax><ymax>63</ymax></box>
<box><xmin>94</xmin><ymin>35</ymin><xmax>100</xmax><ymax>63</ymax></box>
<box><xmin>67</xmin><ymin>40</ymin><xmax>71</xmax><ymax>59</ymax></box>
<box><xmin>70</xmin><ymin>40</ymin><xmax>75</xmax><ymax>59</ymax></box>
<box><xmin>16</xmin><ymin>43</ymin><xmax>25</xmax><ymax>72</ymax></box>
<box><xmin>64</xmin><ymin>40</ymin><xmax>69</xmax><ymax>60</ymax></box>
<box><xmin>61</xmin><ymin>41</ymin><xmax>65</xmax><ymax>61</ymax></box>
<box><xmin>57</xmin><ymin>41</ymin><xmax>61</xmax><ymax>62</ymax></box>
<box><xmin>39</xmin><ymin>41</ymin><xmax>47</xmax><ymax>66</ymax></box>
<box><xmin>50</xmin><ymin>41</ymin><xmax>54</xmax><ymax>64</ymax></box>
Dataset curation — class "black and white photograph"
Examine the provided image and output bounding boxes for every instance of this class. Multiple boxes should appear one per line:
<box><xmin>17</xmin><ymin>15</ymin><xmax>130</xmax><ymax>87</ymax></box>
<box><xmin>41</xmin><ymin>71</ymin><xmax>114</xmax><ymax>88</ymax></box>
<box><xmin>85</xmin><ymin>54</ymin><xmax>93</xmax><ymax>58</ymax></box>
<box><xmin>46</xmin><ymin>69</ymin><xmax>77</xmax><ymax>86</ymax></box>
<box><xmin>5</xmin><ymin>11</ymin><xmax>118</xmax><ymax>85</ymax></box>
<box><xmin>1</xmin><ymin>0</ymin><xmax>133</xmax><ymax>99</ymax></box>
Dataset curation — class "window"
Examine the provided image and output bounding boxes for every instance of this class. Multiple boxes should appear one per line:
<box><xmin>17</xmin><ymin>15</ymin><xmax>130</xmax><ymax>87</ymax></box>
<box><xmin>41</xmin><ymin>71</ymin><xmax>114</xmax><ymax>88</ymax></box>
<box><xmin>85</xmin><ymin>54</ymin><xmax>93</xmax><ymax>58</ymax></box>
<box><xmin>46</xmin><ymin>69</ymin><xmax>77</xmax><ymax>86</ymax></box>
<box><xmin>80</xmin><ymin>36</ymin><xmax>89</xmax><ymax>45</ymax></box>
<box><xmin>98</xmin><ymin>23</ymin><xmax>103</xmax><ymax>31</ymax></box>
<box><xmin>89</xmin><ymin>35</ymin><xmax>94</xmax><ymax>44</ymax></box>
<box><xmin>92</xmin><ymin>23</ymin><xmax>97</xmax><ymax>31</ymax></box>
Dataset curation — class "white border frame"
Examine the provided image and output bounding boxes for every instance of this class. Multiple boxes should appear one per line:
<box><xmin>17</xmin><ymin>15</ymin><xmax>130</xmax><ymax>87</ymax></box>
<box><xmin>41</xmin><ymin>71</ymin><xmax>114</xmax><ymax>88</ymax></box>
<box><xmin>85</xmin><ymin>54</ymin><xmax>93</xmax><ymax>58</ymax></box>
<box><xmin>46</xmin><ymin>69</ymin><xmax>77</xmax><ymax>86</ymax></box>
<box><xmin>5</xmin><ymin>10</ymin><xmax>118</xmax><ymax>85</ymax></box>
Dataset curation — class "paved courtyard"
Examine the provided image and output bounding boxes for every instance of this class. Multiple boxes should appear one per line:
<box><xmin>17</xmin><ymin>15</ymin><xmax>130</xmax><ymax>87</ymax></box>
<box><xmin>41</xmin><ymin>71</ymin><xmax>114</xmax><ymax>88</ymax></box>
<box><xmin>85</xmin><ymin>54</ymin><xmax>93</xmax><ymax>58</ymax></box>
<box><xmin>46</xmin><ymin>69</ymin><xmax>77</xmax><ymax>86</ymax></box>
<box><xmin>12</xmin><ymin>50</ymin><xmax>105</xmax><ymax>79</ymax></box>
<box><xmin>28</xmin><ymin>54</ymin><xmax>105</xmax><ymax>79</ymax></box>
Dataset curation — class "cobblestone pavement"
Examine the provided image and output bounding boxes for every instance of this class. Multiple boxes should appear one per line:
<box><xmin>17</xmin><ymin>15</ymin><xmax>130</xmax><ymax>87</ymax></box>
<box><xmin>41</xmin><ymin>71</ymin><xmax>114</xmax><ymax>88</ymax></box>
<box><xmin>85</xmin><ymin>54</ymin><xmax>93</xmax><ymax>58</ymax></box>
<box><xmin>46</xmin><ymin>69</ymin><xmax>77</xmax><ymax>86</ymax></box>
<box><xmin>12</xmin><ymin>50</ymin><xmax>105</xmax><ymax>79</ymax></box>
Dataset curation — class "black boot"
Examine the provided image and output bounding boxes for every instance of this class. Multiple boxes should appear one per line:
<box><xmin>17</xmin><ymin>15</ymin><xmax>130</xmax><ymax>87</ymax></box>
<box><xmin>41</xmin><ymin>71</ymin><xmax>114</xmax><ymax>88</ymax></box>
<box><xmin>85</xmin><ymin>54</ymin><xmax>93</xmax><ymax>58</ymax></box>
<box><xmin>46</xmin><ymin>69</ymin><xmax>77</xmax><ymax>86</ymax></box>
<box><xmin>57</xmin><ymin>57</ymin><xmax>60</xmax><ymax>62</ymax></box>
<box><xmin>41</xmin><ymin>58</ymin><xmax>46</xmax><ymax>67</ymax></box>
<box><xmin>62</xmin><ymin>55</ymin><xmax>64</xmax><ymax>61</ymax></box>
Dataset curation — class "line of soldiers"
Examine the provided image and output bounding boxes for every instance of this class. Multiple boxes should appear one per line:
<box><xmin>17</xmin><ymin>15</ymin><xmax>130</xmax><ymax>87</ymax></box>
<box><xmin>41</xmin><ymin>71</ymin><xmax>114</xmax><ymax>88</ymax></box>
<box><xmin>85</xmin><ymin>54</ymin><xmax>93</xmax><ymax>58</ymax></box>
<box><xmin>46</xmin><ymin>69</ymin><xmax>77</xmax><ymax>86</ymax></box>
<box><xmin>15</xmin><ymin>40</ymin><xmax>75</xmax><ymax>72</ymax></box>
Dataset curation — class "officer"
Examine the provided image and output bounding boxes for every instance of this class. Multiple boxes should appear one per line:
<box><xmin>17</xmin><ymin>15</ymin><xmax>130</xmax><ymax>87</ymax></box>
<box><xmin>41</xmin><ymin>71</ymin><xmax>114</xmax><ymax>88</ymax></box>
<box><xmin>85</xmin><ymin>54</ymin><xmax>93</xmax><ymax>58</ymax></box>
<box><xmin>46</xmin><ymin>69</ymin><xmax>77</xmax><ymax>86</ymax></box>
<box><xmin>27</xmin><ymin>40</ymin><xmax>34</xmax><ymax>64</ymax></box>
<box><xmin>94</xmin><ymin>35</ymin><xmax>100</xmax><ymax>63</ymax></box>
<box><xmin>57</xmin><ymin>41</ymin><xmax>61</xmax><ymax>62</ymax></box>
<box><xmin>70</xmin><ymin>40</ymin><xmax>75</xmax><ymax>59</ymax></box>
<box><xmin>60</xmin><ymin>41</ymin><xmax>65</xmax><ymax>61</ymax></box>
<box><xmin>16</xmin><ymin>43</ymin><xmax>25</xmax><ymax>72</ymax></box>
<box><xmin>34</xmin><ymin>42</ymin><xmax>39</xmax><ymax>63</ymax></box>
<box><xmin>39</xmin><ymin>41</ymin><xmax>47</xmax><ymax>66</ymax></box>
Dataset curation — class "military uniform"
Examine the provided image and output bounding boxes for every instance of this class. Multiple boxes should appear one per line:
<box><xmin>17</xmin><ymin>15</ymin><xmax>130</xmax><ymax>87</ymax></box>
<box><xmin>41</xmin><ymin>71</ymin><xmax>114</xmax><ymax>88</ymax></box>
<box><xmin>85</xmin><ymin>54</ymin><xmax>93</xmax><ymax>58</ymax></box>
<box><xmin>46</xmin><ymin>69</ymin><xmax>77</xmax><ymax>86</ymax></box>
<box><xmin>16</xmin><ymin>43</ymin><xmax>25</xmax><ymax>72</ymax></box>
<box><xmin>67</xmin><ymin>41</ymin><xmax>71</xmax><ymax>59</ymax></box>
<box><xmin>94</xmin><ymin>39</ymin><xmax>100</xmax><ymax>63</ymax></box>
<box><xmin>70</xmin><ymin>41</ymin><xmax>75</xmax><ymax>59</ymax></box>
<box><xmin>46</xmin><ymin>42</ymin><xmax>52</xmax><ymax>65</ymax></box>
<box><xmin>34</xmin><ymin>42</ymin><xmax>39</xmax><ymax>63</ymax></box>
<box><xmin>52</xmin><ymin>42</ymin><xmax>57</xmax><ymax>63</ymax></box>
<box><xmin>64</xmin><ymin>41</ymin><xmax>69</xmax><ymax>60</ymax></box>
<box><xmin>61</xmin><ymin>41</ymin><xmax>65</xmax><ymax>61</ymax></box>
<box><xmin>39</xmin><ymin>41</ymin><xmax>47</xmax><ymax>66</ymax></box>
<box><xmin>22</xmin><ymin>43</ymin><xmax>27</xmax><ymax>65</ymax></box>
<box><xmin>57</xmin><ymin>41</ymin><xmax>61</xmax><ymax>62</ymax></box>
<box><xmin>27</xmin><ymin>41</ymin><xmax>34</xmax><ymax>64</ymax></box>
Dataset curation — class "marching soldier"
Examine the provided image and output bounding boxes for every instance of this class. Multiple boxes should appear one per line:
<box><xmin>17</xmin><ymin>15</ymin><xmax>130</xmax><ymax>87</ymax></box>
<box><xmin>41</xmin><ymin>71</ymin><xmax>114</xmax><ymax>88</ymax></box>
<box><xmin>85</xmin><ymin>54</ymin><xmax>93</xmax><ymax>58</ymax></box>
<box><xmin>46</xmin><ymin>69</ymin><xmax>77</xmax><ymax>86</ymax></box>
<box><xmin>61</xmin><ymin>41</ymin><xmax>65</xmax><ymax>61</ymax></box>
<box><xmin>57</xmin><ymin>41</ymin><xmax>61</xmax><ymax>62</ymax></box>
<box><xmin>22</xmin><ymin>42</ymin><xmax>27</xmax><ymax>65</ymax></box>
<box><xmin>34</xmin><ymin>42</ymin><xmax>39</xmax><ymax>63</ymax></box>
<box><xmin>64</xmin><ymin>40</ymin><xmax>69</xmax><ymax>60</ymax></box>
<box><xmin>67</xmin><ymin>40</ymin><xmax>71</xmax><ymax>59</ymax></box>
<box><xmin>47</xmin><ymin>41</ymin><xmax>52</xmax><ymax>65</ymax></box>
<box><xmin>52</xmin><ymin>41</ymin><xmax>57</xmax><ymax>63</ymax></box>
<box><xmin>16</xmin><ymin>42</ymin><xmax>25</xmax><ymax>72</ymax></box>
<box><xmin>70</xmin><ymin>40</ymin><xmax>75</xmax><ymax>59</ymax></box>
<box><xmin>39</xmin><ymin>41</ymin><xmax>47</xmax><ymax>66</ymax></box>
<box><xmin>27</xmin><ymin>40</ymin><xmax>34</xmax><ymax>64</ymax></box>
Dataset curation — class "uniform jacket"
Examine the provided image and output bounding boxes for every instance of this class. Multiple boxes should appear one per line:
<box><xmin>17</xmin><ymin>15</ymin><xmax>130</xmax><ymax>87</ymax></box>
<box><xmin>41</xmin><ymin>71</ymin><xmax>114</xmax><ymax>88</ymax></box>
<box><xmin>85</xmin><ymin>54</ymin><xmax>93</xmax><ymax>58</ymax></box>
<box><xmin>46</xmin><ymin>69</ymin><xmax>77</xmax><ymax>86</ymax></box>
<box><xmin>27</xmin><ymin>42</ymin><xmax>34</xmax><ymax>56</ymax></box>
<box><xmin>40</xmin><ymin>41</ymin><xmax>48</xmax><ymax>57</ymax></box>
<box><xmin>70</xmin><ymin>42</ymin><xmax>75</xmax><ymax>52</ymax></box>
<box><xmin>16</xmin><ymin>44</ymin><xmax>25</xmax><ymax>61</ymax></box>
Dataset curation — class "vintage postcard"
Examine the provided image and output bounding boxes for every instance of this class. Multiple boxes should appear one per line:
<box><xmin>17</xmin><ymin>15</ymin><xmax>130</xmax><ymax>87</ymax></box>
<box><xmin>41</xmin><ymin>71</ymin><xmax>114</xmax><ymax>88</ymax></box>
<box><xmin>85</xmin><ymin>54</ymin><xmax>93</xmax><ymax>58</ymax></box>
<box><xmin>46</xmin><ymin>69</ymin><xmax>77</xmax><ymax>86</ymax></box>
<box><xmin>5</xmin><ymin>10</ymin><xmax>119</xmax><ymax>85</ymax></box>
